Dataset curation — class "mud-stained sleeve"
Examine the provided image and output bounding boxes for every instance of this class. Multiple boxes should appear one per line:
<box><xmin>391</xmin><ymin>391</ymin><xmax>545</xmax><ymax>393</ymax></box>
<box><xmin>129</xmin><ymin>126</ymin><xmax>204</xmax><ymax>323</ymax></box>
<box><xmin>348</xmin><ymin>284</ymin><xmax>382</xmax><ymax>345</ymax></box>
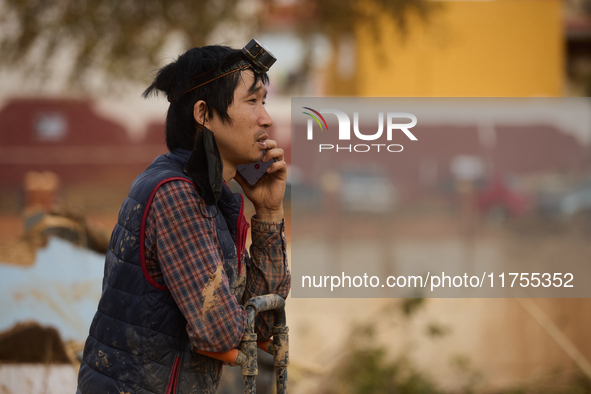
<box><xmin>150</xmin><ymin>181</ymin><xmax>247</xmax><ymax>352</ymax></box>
<box><xmin>243</xmin><ymin>216</ymin><xmax>291</xmax><ymax>341</ymax></box>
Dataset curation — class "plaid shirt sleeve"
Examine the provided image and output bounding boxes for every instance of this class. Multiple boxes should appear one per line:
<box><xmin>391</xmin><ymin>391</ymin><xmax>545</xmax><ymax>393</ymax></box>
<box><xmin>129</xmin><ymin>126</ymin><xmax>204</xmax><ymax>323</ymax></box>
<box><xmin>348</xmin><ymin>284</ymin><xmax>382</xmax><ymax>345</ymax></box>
<box><xmin>144</xmin><ymin>180</ymin><xmax>291</xmax><ymax>351</ymax></box>
<box><xmin>243</xmin><ymin>217</ymin><xmax>291</xmax><ymax>341</ymax></box>
<box><xmin>144</xmin><ymin>180</ymin><xmax>246</xmax><ymax>352</ymax></box>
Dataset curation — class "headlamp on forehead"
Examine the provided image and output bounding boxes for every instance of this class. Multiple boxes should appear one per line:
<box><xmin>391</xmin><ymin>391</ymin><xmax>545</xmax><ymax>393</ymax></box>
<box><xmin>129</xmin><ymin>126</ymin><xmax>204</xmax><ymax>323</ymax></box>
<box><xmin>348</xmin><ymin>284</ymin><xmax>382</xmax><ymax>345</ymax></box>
<box><xmin>242</xmin><ymin>39</ymin><xmax>276</xmax><ymax>73</ymax></box>
<box><xmin>167</xmin><ymin>39</ymin><xmax>276</xmax><ymax>102</ymax></box>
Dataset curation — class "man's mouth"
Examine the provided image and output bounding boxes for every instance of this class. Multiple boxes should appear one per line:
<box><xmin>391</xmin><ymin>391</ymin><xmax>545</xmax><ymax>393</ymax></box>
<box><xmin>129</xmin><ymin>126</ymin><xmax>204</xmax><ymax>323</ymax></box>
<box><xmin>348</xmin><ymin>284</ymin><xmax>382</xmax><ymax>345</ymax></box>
<box><xmin>256</xmin><ymin>134</ymin><xmax>268</xmax><ymax>149</ymax></box>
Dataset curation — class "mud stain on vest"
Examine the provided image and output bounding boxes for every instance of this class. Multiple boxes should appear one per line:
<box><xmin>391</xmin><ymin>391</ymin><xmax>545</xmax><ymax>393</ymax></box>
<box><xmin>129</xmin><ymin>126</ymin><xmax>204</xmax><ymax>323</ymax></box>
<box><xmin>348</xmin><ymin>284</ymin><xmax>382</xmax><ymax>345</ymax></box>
<box><xmin>202</xmin><ymin>264</ymin><xmax>224</xmax><ymax>315</ymax></box>
<box><xmin>125</xmin><ymin>326</ymin><xmax>141</xmax><ymax>355</ymax></box>
<box><xmin>96</xmin><ymin>350</ymin><xmax>111</xmax><ymax>368</ymax></box>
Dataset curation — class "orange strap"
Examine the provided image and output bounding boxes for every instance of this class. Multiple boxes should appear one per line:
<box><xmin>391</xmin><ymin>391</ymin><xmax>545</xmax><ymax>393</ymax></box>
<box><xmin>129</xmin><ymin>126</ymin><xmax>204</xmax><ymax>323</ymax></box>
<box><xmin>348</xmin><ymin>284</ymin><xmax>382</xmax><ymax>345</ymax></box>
<box><xmin>196</xmin><ymin>349</ymin><xmax>239</xmax><ymax>364</ymax></box>
<box><xmin>257</xmin><ymin>339</ymin><xmax>273</xmax><ymax>353</ymax></box>
<box><xmin>196</xmin><ymin>339</ymin><xmax>273</xmax><ymax>364</ymax></box>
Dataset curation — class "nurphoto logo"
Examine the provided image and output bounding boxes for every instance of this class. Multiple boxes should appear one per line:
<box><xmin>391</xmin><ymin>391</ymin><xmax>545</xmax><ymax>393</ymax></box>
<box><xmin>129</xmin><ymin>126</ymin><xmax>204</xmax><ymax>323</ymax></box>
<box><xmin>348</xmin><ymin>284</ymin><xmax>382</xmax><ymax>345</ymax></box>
<box><xmin>302</xmin><ymin>107</ymin><xmax>418</xmax><ymax>153</ymax></box>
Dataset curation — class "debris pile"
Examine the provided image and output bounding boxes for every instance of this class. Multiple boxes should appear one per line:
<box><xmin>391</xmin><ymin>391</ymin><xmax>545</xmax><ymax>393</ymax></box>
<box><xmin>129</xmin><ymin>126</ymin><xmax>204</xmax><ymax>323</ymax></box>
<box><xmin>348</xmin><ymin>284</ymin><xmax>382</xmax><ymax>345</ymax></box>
<box><xmin>0</xmin><ymin>171</ymin><xmax>110</xmax><ymax>266</ymax></box>
<box><xmin>0</xmin><ymin>322</ymin><xmax>72</xmax><ymax>364</ymax></box>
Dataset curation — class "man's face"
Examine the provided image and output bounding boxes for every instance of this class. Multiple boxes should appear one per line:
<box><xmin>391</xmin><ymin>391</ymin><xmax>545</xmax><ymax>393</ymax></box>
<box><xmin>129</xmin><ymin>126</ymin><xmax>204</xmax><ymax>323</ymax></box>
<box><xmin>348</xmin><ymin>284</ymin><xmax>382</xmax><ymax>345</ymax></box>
<box><xmin>207</xmin><ymin>70</ymin><xmax>272</xmax><ymax>168</ymax></box>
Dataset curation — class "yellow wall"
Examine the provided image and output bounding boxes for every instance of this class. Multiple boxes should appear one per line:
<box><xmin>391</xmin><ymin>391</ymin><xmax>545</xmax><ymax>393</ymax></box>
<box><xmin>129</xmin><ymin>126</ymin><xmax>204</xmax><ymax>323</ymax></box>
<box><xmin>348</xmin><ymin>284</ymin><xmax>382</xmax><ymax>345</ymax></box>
<box><xmin>327</xmin><ymin>0</ymin><xmax>563</xmax><ymax>97</ymax></box>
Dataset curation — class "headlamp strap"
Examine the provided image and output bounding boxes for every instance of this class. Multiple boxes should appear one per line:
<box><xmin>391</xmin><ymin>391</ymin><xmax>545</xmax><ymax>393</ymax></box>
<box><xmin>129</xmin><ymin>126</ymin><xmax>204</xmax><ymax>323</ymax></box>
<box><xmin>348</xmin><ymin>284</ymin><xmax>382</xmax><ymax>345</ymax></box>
<box><xmin>168</xmin><ymin>59</ymin><xmax>252</xmax><ymax>102</ymax></box>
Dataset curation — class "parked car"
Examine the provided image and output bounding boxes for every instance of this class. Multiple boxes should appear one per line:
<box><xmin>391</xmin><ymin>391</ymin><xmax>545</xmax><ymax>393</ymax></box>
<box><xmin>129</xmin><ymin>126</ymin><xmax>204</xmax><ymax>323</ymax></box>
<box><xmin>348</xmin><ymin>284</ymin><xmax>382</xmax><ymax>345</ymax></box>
<box><xmin>559</xmin><ymin>186</ymin><xmax>591</xmax><ymax>217</ymax></box>
<box><xmin>476</xmin><ymin>175</ymin><xmax>531</xmax><ymax>220</ymax></box>
<box><xmin>536</xmin><ymin>179</ymin><xmax>591</xmax><ymax>219</ymax></box>
<box><xmin>339</xmin><ymin>170</ymin><xmax>398</xmax><ymax>214</ymax></box>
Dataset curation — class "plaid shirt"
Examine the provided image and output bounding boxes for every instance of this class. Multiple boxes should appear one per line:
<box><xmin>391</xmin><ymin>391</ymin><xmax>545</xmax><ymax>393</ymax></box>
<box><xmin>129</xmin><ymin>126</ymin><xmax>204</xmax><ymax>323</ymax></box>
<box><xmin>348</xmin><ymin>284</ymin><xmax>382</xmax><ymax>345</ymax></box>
<box><xmin>144</xmin><ymin>180</ymin><xmax>290</xmax><ymax>352</ymax></box>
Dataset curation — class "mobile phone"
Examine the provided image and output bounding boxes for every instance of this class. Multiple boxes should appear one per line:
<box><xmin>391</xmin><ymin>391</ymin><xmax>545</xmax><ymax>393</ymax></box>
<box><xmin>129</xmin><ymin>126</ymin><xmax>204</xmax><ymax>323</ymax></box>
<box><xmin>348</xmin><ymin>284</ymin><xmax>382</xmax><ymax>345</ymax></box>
<box><xmin>237</xmin><ymin>156</ymin><xmax>274</xmax><ymax>186</ymax></box>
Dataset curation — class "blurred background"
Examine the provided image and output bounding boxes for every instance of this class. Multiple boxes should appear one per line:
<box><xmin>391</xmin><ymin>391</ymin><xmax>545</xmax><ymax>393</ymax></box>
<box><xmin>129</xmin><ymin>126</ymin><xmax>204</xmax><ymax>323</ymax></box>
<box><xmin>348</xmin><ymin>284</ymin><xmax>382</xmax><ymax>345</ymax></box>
<box><xmin>1</xmin><ymin>0</ymin><xmax>591</xmax><ymax>392</ymax></box>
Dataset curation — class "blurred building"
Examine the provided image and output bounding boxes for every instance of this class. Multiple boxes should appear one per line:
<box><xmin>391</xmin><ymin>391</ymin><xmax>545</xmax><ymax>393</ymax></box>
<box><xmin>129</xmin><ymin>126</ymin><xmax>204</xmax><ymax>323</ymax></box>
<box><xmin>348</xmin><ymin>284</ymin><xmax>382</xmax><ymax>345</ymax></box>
<box><xmin>0</xmin><ymin>98</ymin><xmax>166</xmax><ymax>191</ymax></box>
<box><xmin>277</xmin><ymin>0</ymin><xmax>590</xmax><ymax>205</ymax></box>
<box><xmin>326</xmin><ymin>0</ymin><xmax>563</xmax><ymax>97</ymax></box>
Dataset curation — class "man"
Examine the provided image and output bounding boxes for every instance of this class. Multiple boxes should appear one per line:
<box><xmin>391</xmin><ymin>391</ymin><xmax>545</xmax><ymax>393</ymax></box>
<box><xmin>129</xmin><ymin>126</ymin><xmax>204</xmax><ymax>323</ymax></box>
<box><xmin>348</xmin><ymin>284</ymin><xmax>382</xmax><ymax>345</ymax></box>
<box><xmin>77</xmin><ymin>41</ymin><xmax>291</xmax><ymax>393</ymax></box>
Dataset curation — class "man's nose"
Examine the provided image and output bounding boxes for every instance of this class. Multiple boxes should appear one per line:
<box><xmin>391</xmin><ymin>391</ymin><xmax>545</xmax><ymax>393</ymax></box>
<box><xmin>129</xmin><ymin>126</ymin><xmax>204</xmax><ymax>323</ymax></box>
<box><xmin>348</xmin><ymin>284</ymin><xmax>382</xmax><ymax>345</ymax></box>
<box><xmin>260</xmin><ymin>107</ymin><xmax>273</xmax><ymax>128</ymax></box>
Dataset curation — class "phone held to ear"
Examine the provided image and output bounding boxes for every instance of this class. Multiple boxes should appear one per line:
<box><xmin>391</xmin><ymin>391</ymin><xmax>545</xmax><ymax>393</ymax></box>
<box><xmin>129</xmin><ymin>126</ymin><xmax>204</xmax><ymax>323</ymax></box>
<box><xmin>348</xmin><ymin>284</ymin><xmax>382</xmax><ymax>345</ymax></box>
<box><xmin>237</xmin><ymin>156</ymin><xmax>274</xmax><ymax>186</ymax></box>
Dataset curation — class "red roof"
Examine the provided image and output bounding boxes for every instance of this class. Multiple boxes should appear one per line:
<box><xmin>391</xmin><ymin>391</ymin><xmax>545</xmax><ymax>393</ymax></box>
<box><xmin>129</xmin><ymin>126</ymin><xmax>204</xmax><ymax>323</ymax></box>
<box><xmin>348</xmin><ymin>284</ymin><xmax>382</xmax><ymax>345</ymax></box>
<box><xmin>0</xmin><ymin>98</ymin><xmax>162</xmax><ymax>188</ymax></box>
<box><xmin>0</xmin><ymin>98</ymin><xmax>129</xmax><ymax>146</ymax></box>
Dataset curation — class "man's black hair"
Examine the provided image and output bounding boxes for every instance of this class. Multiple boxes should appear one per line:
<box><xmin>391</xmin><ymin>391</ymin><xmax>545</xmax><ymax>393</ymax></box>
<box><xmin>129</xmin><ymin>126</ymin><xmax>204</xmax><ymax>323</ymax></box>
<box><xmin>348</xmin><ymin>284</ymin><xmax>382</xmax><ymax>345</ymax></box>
<box><xmin>143</xmin><ymin>45</ymin><xmax>270</xmax><ymax>152</ymax></box>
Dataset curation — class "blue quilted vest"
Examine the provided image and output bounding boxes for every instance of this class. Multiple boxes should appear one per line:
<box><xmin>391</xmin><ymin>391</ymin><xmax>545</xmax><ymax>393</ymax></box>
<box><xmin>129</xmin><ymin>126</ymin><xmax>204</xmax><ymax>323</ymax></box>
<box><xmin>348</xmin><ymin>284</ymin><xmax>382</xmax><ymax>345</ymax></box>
<box><xmin>77</xmin><ymin>149</ymin><xmax>250</xmax><ymax>394</ymax></box>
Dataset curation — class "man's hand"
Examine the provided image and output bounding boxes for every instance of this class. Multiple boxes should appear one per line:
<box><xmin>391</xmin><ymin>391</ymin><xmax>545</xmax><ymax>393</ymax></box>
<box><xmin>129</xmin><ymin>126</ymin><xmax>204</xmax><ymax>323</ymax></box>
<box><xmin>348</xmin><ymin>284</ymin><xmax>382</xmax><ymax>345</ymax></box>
<box><xmin>234</xmin><ymin>139</ymin><xmax>286</xmax><ymax>222</ymax></box>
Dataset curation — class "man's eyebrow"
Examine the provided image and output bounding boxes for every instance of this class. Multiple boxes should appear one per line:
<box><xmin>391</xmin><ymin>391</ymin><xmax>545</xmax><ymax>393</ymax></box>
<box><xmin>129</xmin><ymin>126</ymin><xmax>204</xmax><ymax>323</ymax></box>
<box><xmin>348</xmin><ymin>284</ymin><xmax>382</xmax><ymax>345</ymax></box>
<box><xmin>248</xmin><ymin>82</ymin><xmax>266</xmax><ymax>96</ymax></box>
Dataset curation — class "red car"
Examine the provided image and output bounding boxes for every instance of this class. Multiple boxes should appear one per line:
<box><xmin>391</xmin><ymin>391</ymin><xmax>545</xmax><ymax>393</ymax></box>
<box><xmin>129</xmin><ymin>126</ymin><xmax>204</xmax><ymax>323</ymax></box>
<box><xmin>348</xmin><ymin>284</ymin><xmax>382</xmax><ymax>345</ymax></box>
<box><xmin>476</xmin><ymin>175</ymin><xmax>531</xmax><ymax>219</ymax></box>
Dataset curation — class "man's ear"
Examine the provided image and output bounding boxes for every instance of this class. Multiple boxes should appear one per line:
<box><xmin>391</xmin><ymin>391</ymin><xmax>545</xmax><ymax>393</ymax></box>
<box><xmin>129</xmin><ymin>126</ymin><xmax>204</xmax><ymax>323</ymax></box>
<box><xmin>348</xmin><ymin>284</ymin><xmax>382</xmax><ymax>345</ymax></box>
<box><xmin>193</xmin><ymin>100</ymin><xmax>208</xmax><ymax>125</ymax></box>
